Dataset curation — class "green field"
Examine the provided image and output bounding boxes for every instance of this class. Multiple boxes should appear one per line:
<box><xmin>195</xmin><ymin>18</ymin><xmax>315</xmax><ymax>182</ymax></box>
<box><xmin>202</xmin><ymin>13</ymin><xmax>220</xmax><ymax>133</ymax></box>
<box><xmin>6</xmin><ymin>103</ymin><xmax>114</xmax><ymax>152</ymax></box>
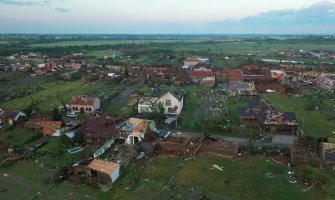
<box><xmin>0</xmin><ymin>128</ymin><xmax>40</xmax><ymax>147</ymax></box>
<box><xmin>0</xmin><ymin>80</ymin><xmax>120</xmax><ymax>112</ymax></box>
<box><xmin>262</xmin><ymin>94</ymin><xmax>335</xmax><ymax>138</ymax></box>
<box><xmin>0</xmin><ymin>155</ymin><xmax>325</xmax><ymax>200</ymax></box>
<box><xmin>173</xmin><ymin>40</ymin><xmax>335</xmax><ymax>55</ymax></box>
<box><xmin>29</xmin><ymin>39</ymin><xmax>202</xmax><ymax>48</ymax></box>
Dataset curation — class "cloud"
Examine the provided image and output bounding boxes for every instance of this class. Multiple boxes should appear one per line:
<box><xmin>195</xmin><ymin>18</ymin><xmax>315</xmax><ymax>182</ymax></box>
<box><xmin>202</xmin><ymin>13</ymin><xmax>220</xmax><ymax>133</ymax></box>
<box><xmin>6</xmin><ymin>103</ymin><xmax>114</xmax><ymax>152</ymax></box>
<box><xmin>0</xmin><ymin>0</ymin><xmax>49</xmax><ymax>6</ymax></box>
<box><xmin>210</xmin><ymin>1</ymin><xmax>335</xmax><ymax>32</ymax></box>
<box><xmin>54</xmin><ymin>7</ymin><xmax>70</xmax><ymax>13</ymax></box>
<box><xmin>0</xmin><ymin>0</ymin><xmax>70</xmax><ymax>14</ymax></box>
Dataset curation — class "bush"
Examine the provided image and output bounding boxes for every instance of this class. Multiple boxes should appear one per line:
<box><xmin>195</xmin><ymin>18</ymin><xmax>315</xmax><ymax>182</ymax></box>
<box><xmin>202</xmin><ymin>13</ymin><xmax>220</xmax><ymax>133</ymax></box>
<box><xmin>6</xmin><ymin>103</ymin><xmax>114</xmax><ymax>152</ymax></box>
<box><xmin>60</xmin><ymin>134</ymin><xmax>73</xmax><ymax>148</ymax></box>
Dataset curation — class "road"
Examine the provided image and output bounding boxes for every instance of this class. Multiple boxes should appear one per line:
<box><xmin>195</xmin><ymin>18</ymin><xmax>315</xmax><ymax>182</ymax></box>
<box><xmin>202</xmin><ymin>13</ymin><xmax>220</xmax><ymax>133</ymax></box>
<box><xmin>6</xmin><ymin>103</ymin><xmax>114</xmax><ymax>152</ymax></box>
<box><xmin>179</xmin><ymin>131</ymin><xmax>295</xmax><ymax>148</ymax></box>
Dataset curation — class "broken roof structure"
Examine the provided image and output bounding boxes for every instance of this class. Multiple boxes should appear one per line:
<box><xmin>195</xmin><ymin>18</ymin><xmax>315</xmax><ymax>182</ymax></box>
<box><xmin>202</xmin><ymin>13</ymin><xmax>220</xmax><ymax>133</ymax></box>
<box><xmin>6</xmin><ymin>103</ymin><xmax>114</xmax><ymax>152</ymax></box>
<box><xmin>78</xmin><ymin>118</ymin><xmax>119</xmax><ymax>138</ymax></box>
<box><xmin>138</xmin><ymin>97</ymin><xmax>159</xmax><ymax>106</ymax></box>
<box><xmin>87</xmin><ymin>159</ymin><xmax>120</xmax><ymax>176</ymax></box>
<box><xmin>0</xmin><ymin>109</ymin><xmax>26</xmax><ymax>120</ymax></box>
<box><xmin>41</xmin><ymin>121</ymin><xmax>63</xmax><ymax>136</ymax></box>
<box><xmin>119</xmin><ymin>118</ymin><xmax>155</xmax><ymax>145</ymax></box>
<box><xmin>70</xmin><ymin>96</ymin><xmax>99</xmax><ymax>106</ymax></box>
<box><xmin>240</xmin><ymin>99</ymin><xmax>298</xmax><ymax>126</ymax></box>
<box><xmin>119</xmin><ymin>118</ymin><xmax>154</xmax><ymax>136</ymax></box>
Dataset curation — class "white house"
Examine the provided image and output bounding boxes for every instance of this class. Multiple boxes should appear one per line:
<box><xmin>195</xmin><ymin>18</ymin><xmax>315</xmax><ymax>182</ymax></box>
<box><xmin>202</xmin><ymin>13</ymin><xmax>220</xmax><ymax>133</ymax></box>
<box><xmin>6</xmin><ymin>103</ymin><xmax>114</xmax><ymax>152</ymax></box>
<box><xmin>157</xmin><ymin>92</ymin><xmax>184</xmax><ymax>115</ymax></box>
<box><xmin>70</xmin><ymin>96</ymin><xmax>101</xmax><ymax>114</ymax></box>
<box><xmin>137</xmin><ymin>92</ymin><xmax>184</xmax><ymax>115</ymax></box>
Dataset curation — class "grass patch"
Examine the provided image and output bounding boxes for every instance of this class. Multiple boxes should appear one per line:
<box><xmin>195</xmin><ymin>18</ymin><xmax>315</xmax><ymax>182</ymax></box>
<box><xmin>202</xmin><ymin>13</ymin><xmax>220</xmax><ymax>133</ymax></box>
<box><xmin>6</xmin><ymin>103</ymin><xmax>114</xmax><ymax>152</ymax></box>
<box><xmin>180</xmin><ymin>86</ymin><xmax>198</xmax><ymax>131</ymax></box>
<box><xmin>0</xmin><ymin>80</ymin><xmax>116</xmax><ymax>111</ymax></box>
<box><xmin>175</xmin><ymin>156</ymin><xmax>310</xmax><ymax>200</ymax></box>
<box><xmin>0</xmin><ymin>128</ymin><xmax>41</xmax><ymax>147</ymax></box>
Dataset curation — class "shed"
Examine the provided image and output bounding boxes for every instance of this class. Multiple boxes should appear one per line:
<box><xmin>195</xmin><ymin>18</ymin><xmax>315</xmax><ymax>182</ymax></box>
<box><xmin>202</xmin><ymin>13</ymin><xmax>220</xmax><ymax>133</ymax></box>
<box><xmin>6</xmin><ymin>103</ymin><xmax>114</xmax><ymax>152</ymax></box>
<box><xmin>87</xmin><ymin>159</ymin><xmax>120</xmax><ymax>186</ymax></box>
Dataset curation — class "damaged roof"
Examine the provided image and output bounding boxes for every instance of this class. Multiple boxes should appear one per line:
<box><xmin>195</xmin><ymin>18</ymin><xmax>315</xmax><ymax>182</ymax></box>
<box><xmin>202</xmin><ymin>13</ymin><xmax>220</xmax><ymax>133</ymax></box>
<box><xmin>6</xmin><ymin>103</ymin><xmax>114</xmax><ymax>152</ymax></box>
<box><xmin>41</xmin><ymin>121</ymin><xmax>62</xmax><ymax>136</ymax></box>
<box><xmin>87</xmin><ymin>159</ymin><xmax>119</xmax><ymax>176</ymax></box>
<box><xmin>0</xmin><ymin>109</ymin><xmax>26</xmax><ymax>120</ymax></box>
<box><xmin>240</xmin><ymin>99</ymin><xmax>298</xmax><ymax>126</ymax></box>
<box><xmin>70</xmin><ymin>96</ymin><xmax>99</xmax><ymax>106</ymax></box>
<box><xmin>119</xmin><ymin>118</ymin><xmax>154</xmax><ymax>136</ymax></box>
<box><xmin>78</xmin><ymin>118</ymin><xmax>118</xmax><ymax>137</ymax></box>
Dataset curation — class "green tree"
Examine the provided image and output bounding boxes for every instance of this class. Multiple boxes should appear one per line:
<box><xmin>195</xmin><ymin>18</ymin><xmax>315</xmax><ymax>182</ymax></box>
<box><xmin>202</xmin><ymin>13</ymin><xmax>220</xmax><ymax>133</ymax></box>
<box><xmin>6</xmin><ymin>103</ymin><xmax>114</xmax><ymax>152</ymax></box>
<box><xmin>52</xmin><ymin>107</ymin><xmax>62</xmax><ymax>121</ymax></box>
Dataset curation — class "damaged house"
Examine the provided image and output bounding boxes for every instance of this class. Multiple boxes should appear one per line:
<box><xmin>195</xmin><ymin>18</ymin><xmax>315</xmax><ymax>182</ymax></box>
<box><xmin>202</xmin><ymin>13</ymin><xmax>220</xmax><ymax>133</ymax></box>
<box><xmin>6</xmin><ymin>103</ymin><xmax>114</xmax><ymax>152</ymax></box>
<box><xmin>239</xmin><ymin>99</ymin><xmax>298</xmax><ymax>135</ymax></box>
<box><xmin>78</xmin><ymin>118</ymin><xmax>119</xmax><ymax>146</ymax></box>
<box><xmin>0</xmin><ymin>109</ymin><xmax>26</xmax><ymax>129</ymax></box>
<box><xmin>70</xmin><ymin>96</ymin><xmax>101</xmax><ymax>114</ymax></box>
<box><xmin>87</xmin><ymin>159</ymin><xmax>120</xmax><ymax>187</ymax></box>
<box><xmin>321</xmin><ymin>138</ymin><xmax>335</xmax><ymax>163</ymax></box>
<box><xmin>229</xmin><ymin>82</ymin><xmax>257</xmax><ymax>99</ymax></box>
<box><xmin>315</xmin><ymin>76</ymin><xmax>335</xmax><ymax>91</ymax></box>
<box><xmin>137</xmin><ymin>90</ymin><xmax>184</xmax><ymax>115</ymax></box>
<box><xmin>187</xmin><ymin>71</ymin><xmax>216</xmax><ymax>87</ymax></box>
<box><xmin>118</xmin><ymin>118</ymin><xmax>155</xmax><ymax>145</ymax></box>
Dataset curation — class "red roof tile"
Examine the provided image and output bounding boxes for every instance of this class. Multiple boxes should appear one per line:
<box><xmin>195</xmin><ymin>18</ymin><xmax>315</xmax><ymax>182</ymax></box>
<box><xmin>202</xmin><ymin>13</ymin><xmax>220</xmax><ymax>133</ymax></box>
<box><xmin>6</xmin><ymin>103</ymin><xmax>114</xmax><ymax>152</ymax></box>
<box><xmin>70</xmin><ymin>96</ymin><xmax>98</xmax><ymax>106</ymax></box>
<box><xmin>41</xmin><ymin>121</ymin><xmax>62</xmax><ymax>136</ymax></box>
<box><xmin>229</xmin><ymin>69</ymin><xmax>243</xmax><ymax>81</ymax></box>
<box><xmin>184</xmin><ymin>58</ymin><xmax>200</xmax><ymax>62</ymax></box>
<box><xmin>187</xmin><ymin>71</ymin><xmax>216</xmax><ymax>78</ymax></box>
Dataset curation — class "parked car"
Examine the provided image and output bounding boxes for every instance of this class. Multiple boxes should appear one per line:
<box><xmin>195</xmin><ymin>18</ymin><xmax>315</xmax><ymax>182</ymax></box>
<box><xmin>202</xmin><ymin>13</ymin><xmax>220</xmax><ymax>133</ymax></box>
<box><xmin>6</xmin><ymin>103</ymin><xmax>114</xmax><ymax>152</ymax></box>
<box><xmin>66</xmin><ymin>112</ymin><xmax>78</xmax><ymax>118</ymax></box>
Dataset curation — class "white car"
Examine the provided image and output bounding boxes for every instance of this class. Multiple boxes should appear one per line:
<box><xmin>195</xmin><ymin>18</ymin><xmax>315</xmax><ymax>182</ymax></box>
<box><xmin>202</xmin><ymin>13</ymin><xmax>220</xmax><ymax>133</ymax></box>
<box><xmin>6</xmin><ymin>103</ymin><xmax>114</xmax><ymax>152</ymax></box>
<box><xmin>67</xmin><ymin>112</ymin><xmax>78</xmax><ymax>117</ymax></box>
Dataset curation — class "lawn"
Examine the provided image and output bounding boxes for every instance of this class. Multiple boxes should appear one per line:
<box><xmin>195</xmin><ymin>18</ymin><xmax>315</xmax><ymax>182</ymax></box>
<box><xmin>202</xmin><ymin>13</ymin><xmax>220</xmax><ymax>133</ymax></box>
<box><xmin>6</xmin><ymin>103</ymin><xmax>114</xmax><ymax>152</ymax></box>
<box><xmin>0</xmin><ymin>80</ymin><xmax>116</xmax><ymax>111</ymax></box>
<box><xmin>175</xmin><ymin>156</ymin><xmax>311</xmax><ymax>200</ymax></box>
<box><xmin>0</xmin><ymin>154</ymin><xmax>327</xmax><ymax>200</ymax></box>
<box><xmin>0</xmin><ymin>128</ymin><xmax>40</xmax><ymax>147</ymax></box>
<box><xmin>104</xmin><ymin>103</ymin><xmax>136</xmax><ymax>117</ymax></box>
<box><xmin>262</xmin><ymin>94</ymin><xmax>335</xmax><ymax>138</ymax></box>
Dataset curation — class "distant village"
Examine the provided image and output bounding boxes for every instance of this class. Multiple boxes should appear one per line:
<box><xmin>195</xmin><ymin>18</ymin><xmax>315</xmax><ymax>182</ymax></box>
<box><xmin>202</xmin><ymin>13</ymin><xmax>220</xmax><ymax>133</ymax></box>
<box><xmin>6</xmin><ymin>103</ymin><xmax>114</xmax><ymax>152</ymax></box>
<box><xmin>0</xmin><ymin>48</ymin><xmax>335</xmax><ymax>191</ymax></box>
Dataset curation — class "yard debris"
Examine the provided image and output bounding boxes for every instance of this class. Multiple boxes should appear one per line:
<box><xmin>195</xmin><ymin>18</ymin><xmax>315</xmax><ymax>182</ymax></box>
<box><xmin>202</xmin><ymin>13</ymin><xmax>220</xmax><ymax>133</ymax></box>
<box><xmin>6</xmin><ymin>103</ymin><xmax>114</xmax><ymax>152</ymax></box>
<box><xmin>302</xmin><ymin>181</ymin><xmax>318</xmax><ymax>192</ymax></box>
<box><xmin>283</xmin><ymin>177</ymin><xmax>297</xmax><ymax>184</ymax></box>
<box><xmin>212</xmin><ymin>164</ymin><xmax>223</xmax><ymax>171</ymax></box>
<box><xmin>3</xmin><ymin>174</ymin><xmax>8</xmax><ymax>176</ymax></box>
<box><xmin>67</xmin><ymin>147</ymin><xmax>83</xmax><ymax>154</ymax></box>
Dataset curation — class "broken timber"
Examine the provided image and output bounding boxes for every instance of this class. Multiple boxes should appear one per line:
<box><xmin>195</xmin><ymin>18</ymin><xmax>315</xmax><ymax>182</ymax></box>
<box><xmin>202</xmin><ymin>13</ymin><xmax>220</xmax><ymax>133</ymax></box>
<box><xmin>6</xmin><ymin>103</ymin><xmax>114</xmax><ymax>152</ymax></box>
<box><xmin>93</xmin><ymin>138</ymin><xmax>115</xmax><ymax>158</ymax></box>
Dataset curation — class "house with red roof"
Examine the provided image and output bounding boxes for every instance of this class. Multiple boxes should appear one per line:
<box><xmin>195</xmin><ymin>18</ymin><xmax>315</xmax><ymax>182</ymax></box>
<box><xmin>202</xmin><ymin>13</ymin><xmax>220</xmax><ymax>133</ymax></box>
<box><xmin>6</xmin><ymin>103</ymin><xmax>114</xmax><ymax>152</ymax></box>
<box><xmin>187</xmin><ymin>70</ymin><xmax>216</xmax><ymax>87</ymax></box>
<box><xmin>243</xmin><ymin>65</ymin><xmax>271</xmax><ymax>81</ymax></box>
<box><xmin>70</xmin><ymin>96</ymin><xmax>101</xmax><ymax>114</ymax></box>
<box><xmin>215</xmin><ymin>68</ymin><xmax>243</xmax><ymax>84</ymax></box>
<box><xmin>229</xmin><ymin>69</ymin><xmax>244</xmax><ymax>84</ymax></box>
<box><xmin>271</xmin><ymin>70</ymin><xmax>287</xmax><ymax>80</ymax></box>
<box><xmin>144</xmin><ymin>67</ymin><xmax>171</xmax><ymax>78</ymax></box>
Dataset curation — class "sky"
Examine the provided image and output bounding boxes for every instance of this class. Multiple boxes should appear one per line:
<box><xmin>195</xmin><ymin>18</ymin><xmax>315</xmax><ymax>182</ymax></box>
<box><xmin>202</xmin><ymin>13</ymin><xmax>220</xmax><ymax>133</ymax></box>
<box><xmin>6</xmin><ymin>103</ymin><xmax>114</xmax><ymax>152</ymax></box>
<box><xmin>0</xmin><ymin>0</ymin><xmax>335</xmax><ymax>34</ymax></box>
